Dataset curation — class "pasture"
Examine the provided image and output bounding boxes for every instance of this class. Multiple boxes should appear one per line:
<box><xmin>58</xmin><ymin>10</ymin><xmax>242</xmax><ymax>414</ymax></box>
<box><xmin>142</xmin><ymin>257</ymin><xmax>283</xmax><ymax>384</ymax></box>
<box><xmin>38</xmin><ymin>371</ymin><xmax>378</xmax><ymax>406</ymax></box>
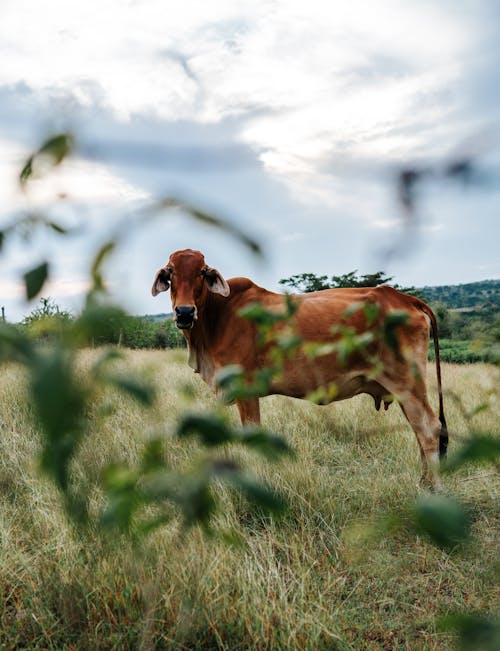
<box><xmin>0</xmin><ymin>349</ymin><xmax>498</xmax><ymax>650</ymax></box>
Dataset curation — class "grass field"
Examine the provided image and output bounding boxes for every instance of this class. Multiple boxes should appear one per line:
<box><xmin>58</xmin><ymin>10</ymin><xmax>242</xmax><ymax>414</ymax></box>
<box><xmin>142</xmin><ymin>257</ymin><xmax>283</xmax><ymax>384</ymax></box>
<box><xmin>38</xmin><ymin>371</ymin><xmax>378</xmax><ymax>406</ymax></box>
<box><xmin>0</xmin><ymin>349</ymin><xmax>498</xmax><ymax>650</ymax></box>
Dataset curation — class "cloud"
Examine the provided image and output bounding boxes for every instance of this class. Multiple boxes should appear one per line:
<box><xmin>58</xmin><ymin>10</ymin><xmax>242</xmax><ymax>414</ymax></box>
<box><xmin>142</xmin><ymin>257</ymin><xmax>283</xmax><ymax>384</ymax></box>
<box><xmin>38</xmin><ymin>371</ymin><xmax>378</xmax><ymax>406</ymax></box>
<box><xmin>0</xmin><ymin>137</ymin><xmax>149</xmax><ymax>218</ymax></box>
<box><xmin>0</xmin><ymin>0</ymin><xmax>498</xmax><ymax>323</ymax></box>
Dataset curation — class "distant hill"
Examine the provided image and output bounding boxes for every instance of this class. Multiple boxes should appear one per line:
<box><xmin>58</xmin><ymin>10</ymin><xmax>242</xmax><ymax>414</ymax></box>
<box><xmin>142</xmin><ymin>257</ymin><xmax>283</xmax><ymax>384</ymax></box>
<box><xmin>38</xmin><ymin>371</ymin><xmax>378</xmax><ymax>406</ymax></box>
<box><xmin>419</xmin><ymin>279</ymin><xmax>500</xmax><ymax>310</ymax></box>
<box><xmin>142</xmin><ymin>313</ymin><xmax>172</xmax><ymax>322</ymax></box>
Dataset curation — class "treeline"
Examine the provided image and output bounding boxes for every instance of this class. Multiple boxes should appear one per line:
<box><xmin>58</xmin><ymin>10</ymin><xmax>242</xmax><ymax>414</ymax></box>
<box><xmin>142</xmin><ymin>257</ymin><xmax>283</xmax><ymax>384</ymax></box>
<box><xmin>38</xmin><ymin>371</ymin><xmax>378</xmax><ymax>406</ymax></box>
<box><xmin>421</xmin><ymin>281</ymin><xmax>499</xmax><ymax>363</ymax></box>
<box><xmin>420</xmin><ymin>278</ymin><xmax>500</xmax><ymax>309</ymax></box>
<box><xmin>17</xmin><ymin>298</ymin><xmax>185</xmax><ymax>349</ymax></box>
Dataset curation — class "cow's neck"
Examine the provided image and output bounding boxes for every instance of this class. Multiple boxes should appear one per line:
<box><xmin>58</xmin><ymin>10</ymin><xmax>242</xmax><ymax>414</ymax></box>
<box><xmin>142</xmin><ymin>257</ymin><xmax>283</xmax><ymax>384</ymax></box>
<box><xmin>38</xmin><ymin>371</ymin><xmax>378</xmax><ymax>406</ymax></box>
<box><xmin>183</xmin><ymin>293</ymin><xmax>222</xmax><ymax>385</ymax></box>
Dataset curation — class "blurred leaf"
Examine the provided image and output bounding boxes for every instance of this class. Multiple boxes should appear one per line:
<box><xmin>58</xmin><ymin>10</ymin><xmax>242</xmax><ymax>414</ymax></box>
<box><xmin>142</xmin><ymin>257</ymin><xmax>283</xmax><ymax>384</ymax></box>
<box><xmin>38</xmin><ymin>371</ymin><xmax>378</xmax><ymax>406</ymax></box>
<box><xmin>226</xmin><ymin>473</ymin><xmax>287</xmax><ymax>514</ymax></box>
<box><xmin>155</xmin><ymin>198</ymin><xmax>262</xmax><ymax>256</ymax></box>
<box><xmin>439</xmin><ymin>613</ymin><xmax>500</xmax><ymax>651</ymax></box>
<box><xmin>342</xmin><ymin>301</ymin><xmax>365</xmax><ymax>318</ymax></box>
<box><xmin>240</xmin><ymin>427</ymin><xmax>293</xmax><ymax>461</ymax></box>
<box><xmin>90</xmin><ymin>240</ymin><xmax>116</xmax><ymax>294</ymax></box>
<box><xmin>106</xmin><ymin>374</ymin><xmax>156</xmax><ymax>406</ymax></box>
<box><xmin>413</xmin><ymin>494</ymin><xmax>470</xmax><ymax>550</ymax></box>
<box><xmin>444</xmin><ymin>435</ymin><xmax>500</xmax><ymax>473</ymax></box>
<box><xmin>141</xmin><ymin>439</ymin><xmax>165</xmax><ymax>472</ymax></box>
<box><xmin>176</xmin><ymin>475</ymin><xmax>216</xmax><ymax>527</ymax></box>
<box><xmin>75</xmin><ymin>303</ymin><xmax>127</xmax><ymax>342</ymax></box>
<box><xmin>0</xmin><ymin>230</ymin><xmax>4</xmax><ymax>252</ymax></box>
<box><xmin>363</xmin><ymin>302</ymin><xmax>380</xmax><ymax>326</ymax></box>
<box><xmin>445</xmin><ymin>159</ymin><xmax>475</xmax><ymax>185</ymax></box>
<box><xmin>101</xmin><ymin>464</ymin><xmax>141</xmax><ymax>531</ymax></box>
<box><xmin>383</xmin><ymin>310</ymin><xmax>409</xmax><ymax>355</ymax></box>
<box><xmin>0</xmin><ymin>323</ymin><xmax>35</xmax><ymax>364</ymax></box>
<box><xmin>48</xmin><ymin>221</ymin><xmax>68</xmax><ymax>234</ymax></box>
<box><xmin>20</xmin><ymin>133</ymin><xmax>74</xmax><ymax>187</ymax></box>
<box><xmin>177</xmin><ymin>414</ymin><xmax>234</xmax><ymax>446</ymax></box>
<box><xmin>19</xmin><ymin>157</ymin><xmax>33</xmax><ymax>185</ymax></box>
<box><xmin>38</xmin><ymin>133</ymin><xmax>75</xmax><ymax>164</ymax></box>
<box><xmin>24</xmin><ymin>262</ymin><xmax>49</xmax><ymax>300</ymax></box>
<box><xmin>215</xmin><ymin>364</ymin><xmax>245</xmax><ymax>389</ymax></box>
<box><xmin>238</xmin><ymin>302</ymin><xmax>284</xmax><ymax>327</ymax></box>
<box><xmin>91</xmin><ymin>348</ymin><xmax>123</xmax><ymax>377</ymax></box>
<box><xmin>32</xmin><ymin>350</ymin><xmax>87</xmax><ymax>490</ymax></box>
<box><xmin>217</xmin><ymin>528</ymin><xmax>246</xmax><ymax>547</ymax></box>
<box><xmin>136</xmin><ymin>515</ymin><xmax>171</xmax><ymax>537</ymax></box>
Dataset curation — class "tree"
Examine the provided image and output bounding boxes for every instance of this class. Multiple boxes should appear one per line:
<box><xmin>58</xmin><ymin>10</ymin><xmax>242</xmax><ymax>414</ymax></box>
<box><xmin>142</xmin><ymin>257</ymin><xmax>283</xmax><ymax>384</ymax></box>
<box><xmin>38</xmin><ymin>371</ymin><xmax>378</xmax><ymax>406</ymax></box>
<box><xmin>279</xmin><ymin>270</ymin><xmax>422</xmax><ymax>296</ymax></box>
<box><xmin>278</xmin><ymin>272</ymin><xmax>331</xmax><ymax>293</ymax></box>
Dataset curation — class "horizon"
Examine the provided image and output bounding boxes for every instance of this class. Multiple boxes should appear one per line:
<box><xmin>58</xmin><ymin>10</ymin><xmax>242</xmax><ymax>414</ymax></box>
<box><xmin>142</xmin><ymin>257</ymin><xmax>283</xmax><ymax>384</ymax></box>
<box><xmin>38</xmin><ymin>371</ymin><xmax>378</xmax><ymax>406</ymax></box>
<box><xmin>3</xmin><ymin>275</ymin><xmax>498</xmax><ymax>324</ymax></box>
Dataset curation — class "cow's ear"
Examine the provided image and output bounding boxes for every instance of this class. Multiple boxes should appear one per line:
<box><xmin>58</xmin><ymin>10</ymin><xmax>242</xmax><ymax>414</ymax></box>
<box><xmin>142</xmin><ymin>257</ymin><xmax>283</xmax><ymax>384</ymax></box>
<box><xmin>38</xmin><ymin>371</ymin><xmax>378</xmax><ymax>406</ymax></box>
<box><xmin>203</xmin><ymin>267</ymin><xmax>230</xmax><ymax>297</ymax></box>
<box><xmin>151</xmin><ymin>267</ymin><xmax>172</xmax><ymax>296</ymax></box>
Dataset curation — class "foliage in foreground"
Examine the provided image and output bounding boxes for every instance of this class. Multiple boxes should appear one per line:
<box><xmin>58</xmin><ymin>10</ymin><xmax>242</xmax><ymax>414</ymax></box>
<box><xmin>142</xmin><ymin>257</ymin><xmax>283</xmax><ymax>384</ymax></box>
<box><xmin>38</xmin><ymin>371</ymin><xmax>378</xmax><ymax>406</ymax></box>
<box><xmin>0</xmin><ymin>354</ymin><xmax>499</xmax><ymax>650</ymax></box>
<box><xmin>0</xmin><ymin>132</ymin><xmax>499</xmax><ymax>649</ymax></box>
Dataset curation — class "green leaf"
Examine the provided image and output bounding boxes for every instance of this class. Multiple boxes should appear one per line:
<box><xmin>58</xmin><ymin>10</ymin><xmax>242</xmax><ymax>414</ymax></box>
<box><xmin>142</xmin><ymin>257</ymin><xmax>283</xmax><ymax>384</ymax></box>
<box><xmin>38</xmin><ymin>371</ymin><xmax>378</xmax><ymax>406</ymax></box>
<box><xmin>155</xmin><ymin>198</ymin><xmax>262</xmax><ymax>256</ymax></box>
<box><xmin>215</xmin><ymin>364</ymin><xmax>245</xmax><ymax>389</ymax></box>
<box><xmin>141</xmin><ymin>439</ymin><xmax>165</xmax><ymax>472</ymax></box>
<box><xmin>32</xmin><ymin>350</ymin><xmax>87</xmax><ymax>490</ymax></box>
<box><xmin>75</xmin><ymin>303</ymin><xmax>127</xmax><ymax>343</ymax></box>
<box><xmin>101</xmin><ymin>464</ymin><xmax>142</xmax><ymax>531</ymax></box>
<box><xmin>240</xmin><ymin>427</ymin><xmax>293</xmax><ymax>460</ymax></box>
<box><xmin>363</xmin><ymin>301</ymin><xmax>380</xmax><ymax>326</ymax></box>
<box><xmin>444</xmin><ymin>435</ymin><xmax>500</xmax><ymax>473</ymax></box>
<box><xmin>107</xmin><ymin>374</ymin><xmax>156</xmax><ymax>406</ymax></box>
<box><xmin>0</xmin><ymin>230</ymin><xmax>4</xmax><ymax>252</ymax></box>
<box><xmin>20</xmin><ymin>133</ymin><xmax>74</xmax><ymax>186</ymax></box>
<box><xmin>24</xmin><ymin>262</ymin><xmax>49</xmax><ymax>300</ymax></box>
<box><xmin>227</xmin><ymin>473</ymin><xmax>287</xmax><ymax>513</ymax></box>
<box><xmin>90</xmin><ymin>240</ymin><xmax>116</xmax><ymax>294</ymax></box>
<box><xmin>383</xmin><ymin>310</ymin><xmax>409</xmax><ymax>355</ymax></box>
<box><xmin>176</xmin><ymin>475</ymin><xmax>216</xmax><ymax>527</ymax></box>
<box><xmin>238</xmin><ymin>302</ymin><xmax>284</xmax><ymax>326</ymax></box>
<box><xmin>0</xmin><ymin>323</ymin><xmax>35</xmax><ymax>364</ymax></box>
<box><xmin>39</xmin><ymin>133</ymin><xmax>75</xmax><ymax>164</ymax></box>
<box><xmin>413</xmin><ymin>494</ymin><xmax>470</xmax><ymax>550</ymax></box>
<box><xmin>19</xmin><ymin>156</ymin><xmax>34</xmax><ymax>185</ymax></box>
<box><xmin>177</xmin><ymin>414</ymin><xmax>235</xmax><ymax>446</ymax></box>
<box><xmin>439</xmin><ymin>614</ymin><xmax>500</xmax><ymax>651</ymax></box>
<box><xmin>48</xmin><ymin>221</ymin><xmax>68</xmax><ymax>234</ymax></box>
<box><xmin>342</xmin><ymin>301</ymin><xmax>365</xmax><ymax>318</ymax></box>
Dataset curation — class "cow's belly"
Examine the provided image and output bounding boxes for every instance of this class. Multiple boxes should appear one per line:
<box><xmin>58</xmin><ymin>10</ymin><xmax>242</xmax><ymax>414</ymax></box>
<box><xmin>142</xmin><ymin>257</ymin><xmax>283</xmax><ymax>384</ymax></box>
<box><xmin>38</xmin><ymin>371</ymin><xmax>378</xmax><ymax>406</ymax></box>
<box><xmin>269</xmin><ymin>353</ymin><xmax>378</xmax><ymax>403</ymax></box>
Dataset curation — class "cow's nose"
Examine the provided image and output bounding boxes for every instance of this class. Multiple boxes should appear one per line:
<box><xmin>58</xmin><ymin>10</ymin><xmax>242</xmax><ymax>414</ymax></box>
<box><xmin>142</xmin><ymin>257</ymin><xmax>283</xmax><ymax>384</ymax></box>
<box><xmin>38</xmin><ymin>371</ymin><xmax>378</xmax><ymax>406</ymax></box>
<box><xmin>175</xmin><ymin>306</ymin><xmax>196</xmax><ymax>328</ymax></box>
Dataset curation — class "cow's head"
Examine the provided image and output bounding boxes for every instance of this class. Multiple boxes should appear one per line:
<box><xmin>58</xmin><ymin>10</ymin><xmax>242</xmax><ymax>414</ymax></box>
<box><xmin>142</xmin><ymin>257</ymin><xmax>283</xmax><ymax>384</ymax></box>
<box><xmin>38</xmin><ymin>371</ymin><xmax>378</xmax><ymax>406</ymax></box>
<box><xmin>151</xmin><ymin>249</ymin><xmax>230</xmax><ymax>329</ymax></box>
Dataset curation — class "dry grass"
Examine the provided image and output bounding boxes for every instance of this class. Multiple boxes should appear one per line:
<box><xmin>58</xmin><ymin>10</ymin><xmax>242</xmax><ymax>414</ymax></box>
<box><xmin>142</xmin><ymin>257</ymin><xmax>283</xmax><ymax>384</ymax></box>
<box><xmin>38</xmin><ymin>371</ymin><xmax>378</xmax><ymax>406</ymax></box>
<box><xmin>0</xmin><ymin>350</ymin><xmax>498</xmax><ymax>650</ymax></box>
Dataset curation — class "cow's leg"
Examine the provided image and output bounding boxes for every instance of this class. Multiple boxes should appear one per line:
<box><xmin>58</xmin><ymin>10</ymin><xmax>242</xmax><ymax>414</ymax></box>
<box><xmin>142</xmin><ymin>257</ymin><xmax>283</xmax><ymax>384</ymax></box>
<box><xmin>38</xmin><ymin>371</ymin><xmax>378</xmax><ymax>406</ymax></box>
<box><xmin>236</xmin><ymin>398</ymin><xmax>261</xmax><ymax>425</ymax></box>
<box><xmin>398</xmin><ymin>392</ymin><xmax>443</xmax><ymax>490</ymax></box>
<box><xmin>378</xmin><ymin>374</ymin><xmax>442</xmax><ymax>490</ymax></box>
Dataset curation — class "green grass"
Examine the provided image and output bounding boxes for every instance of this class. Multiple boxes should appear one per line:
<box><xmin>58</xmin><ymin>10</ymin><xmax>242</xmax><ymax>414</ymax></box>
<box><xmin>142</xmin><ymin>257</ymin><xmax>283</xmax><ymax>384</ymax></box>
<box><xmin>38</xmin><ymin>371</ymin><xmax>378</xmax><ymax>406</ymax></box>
<box><xmin>428</xmin><ymin>338</ymin><xmax>496</xmax><ymax>364</ymax></box>
<box><xmin>0</xmin><ymin>350</ymin><xmax>498</xmax><ymax>650</ymax></box>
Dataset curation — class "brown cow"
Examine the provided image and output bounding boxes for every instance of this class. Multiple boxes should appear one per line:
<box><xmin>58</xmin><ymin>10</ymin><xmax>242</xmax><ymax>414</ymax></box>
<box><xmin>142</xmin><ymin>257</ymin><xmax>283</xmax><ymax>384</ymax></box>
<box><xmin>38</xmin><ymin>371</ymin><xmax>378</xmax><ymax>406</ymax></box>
<box><xmin>152</xmin><ymin>248</ymin><xmax>448</xmax><ymax>489</ymax></box>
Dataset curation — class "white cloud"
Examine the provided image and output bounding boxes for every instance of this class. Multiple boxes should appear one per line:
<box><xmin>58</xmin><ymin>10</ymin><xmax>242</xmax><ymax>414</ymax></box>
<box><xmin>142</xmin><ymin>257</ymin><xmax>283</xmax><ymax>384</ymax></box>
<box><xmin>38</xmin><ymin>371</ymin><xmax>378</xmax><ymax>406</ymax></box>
<box><xmin>0</xmin><ymin>138</ymin><xmax>149</xmax><ymax>215</ymax></box>
<box><xmin>0</xmin><ymin>0</ymin><xmax>498</xmax><ymax>324</ymax></box>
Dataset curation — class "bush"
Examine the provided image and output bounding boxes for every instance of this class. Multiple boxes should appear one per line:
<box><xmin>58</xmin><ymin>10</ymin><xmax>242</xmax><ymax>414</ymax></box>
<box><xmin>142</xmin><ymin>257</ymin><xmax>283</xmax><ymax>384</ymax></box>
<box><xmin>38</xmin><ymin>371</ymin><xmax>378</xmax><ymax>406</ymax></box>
<box><xmin>428</xmin><ymin>338</ymin><xmax>494</xmax><ymax>364</ymax></box>
<box><xmin>120</xmin><ymin>316</ymin><xmax>185</xmax><ymax>349</ymax></box>
<box><xmin>18</xmin><ymin>299</ymin><xmax>185</xmax><ymax>349</ymax></box>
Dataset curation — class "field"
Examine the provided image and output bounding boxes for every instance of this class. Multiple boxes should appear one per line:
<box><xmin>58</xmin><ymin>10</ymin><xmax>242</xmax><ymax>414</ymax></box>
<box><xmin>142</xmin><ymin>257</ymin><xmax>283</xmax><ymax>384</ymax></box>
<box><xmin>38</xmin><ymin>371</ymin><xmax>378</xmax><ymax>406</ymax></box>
<box><xmin>0</xmin><ymin>350</ymin><xmax>498</xmax><ymax>650</ymax></box>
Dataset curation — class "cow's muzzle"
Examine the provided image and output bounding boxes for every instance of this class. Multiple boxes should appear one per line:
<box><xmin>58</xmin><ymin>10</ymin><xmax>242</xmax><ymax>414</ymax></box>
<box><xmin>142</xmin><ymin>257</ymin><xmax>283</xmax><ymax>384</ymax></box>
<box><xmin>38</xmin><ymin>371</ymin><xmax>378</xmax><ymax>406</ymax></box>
<box><xmin>174</xmin><ymin>305</ymin><xmax>196</xmax><ymax>329</ymax></box>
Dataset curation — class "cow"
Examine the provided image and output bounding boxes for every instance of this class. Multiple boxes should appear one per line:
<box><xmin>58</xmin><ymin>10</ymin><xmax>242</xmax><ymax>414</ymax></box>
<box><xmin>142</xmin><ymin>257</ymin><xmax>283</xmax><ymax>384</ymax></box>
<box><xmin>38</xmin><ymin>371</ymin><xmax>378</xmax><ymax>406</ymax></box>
<box><xmin>152</xmin><ymin>248</ymin><xmax>448</xmax><ymax>489</ymax></box>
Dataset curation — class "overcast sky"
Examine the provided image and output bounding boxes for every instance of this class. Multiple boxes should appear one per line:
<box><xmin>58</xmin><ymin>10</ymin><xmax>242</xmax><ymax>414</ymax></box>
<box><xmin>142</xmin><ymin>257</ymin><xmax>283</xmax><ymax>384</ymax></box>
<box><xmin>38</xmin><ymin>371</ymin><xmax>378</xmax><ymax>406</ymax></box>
<box><xmin>1</xmin><ymin>0</ymin><xmax>499</xmax><ymax>321</ymax></box>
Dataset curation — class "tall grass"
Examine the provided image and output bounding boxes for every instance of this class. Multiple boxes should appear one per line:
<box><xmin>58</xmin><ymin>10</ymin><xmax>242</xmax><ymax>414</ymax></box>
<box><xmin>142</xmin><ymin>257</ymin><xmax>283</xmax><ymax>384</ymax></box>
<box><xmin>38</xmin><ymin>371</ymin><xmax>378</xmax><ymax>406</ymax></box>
<box><xmin>0</xmin><ymin>350</ymin><xmax>498</xmax><ymax>650</ymax></box>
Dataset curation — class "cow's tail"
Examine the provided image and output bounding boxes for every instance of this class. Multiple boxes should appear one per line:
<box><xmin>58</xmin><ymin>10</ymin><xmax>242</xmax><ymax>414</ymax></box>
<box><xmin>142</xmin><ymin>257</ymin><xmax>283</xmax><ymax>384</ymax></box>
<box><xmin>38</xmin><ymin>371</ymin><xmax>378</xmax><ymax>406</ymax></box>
<box><xmin>417</xmin><ymin>300</ymin><xmax>448</xmax><ymax>459</ymax></box>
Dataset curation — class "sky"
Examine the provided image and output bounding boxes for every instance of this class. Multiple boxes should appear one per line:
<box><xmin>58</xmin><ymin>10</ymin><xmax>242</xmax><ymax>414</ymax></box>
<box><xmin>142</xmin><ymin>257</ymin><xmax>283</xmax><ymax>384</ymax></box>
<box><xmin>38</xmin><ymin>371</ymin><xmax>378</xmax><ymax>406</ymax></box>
<box><xmin>1</xmin><ymin>0</ymin><xmax>499</xmax><ymax>321</ymax></box>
